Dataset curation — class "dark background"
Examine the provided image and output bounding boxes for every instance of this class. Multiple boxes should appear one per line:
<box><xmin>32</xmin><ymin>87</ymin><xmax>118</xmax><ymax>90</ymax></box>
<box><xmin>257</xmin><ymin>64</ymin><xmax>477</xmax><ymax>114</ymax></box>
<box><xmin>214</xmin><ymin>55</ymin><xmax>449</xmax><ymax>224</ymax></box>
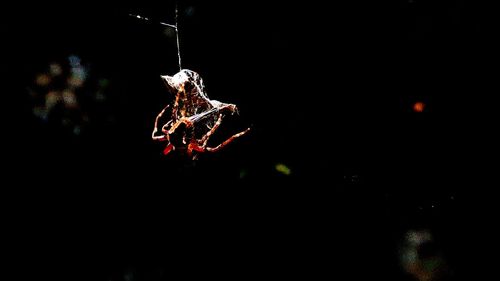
<box><xmin>1</xmin><ymin>1</ymin><xmax>497</xmax><ymax>280</ymax></box>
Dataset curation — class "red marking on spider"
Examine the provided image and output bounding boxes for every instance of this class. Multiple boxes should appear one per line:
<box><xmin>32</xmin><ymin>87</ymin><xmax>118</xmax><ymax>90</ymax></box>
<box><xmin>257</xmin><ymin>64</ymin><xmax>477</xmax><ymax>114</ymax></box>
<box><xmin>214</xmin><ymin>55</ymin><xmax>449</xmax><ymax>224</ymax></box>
<box><xmin>152</xmin><ymin>69</ymin><xmax>250</xmax><ymax>159</ymax></box>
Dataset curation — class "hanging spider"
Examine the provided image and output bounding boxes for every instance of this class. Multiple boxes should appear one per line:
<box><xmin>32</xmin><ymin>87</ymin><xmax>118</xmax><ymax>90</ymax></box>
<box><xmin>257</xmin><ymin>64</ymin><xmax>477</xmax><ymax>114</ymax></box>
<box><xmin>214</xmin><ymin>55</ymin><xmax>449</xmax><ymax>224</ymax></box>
<box><xmin>152</xmin><ymin>69</ymin><xmax>250</xmax><ymax>159</ymax></box>
<box><xmin>130</xmin><ymin>6</ymin><xmax>250</xmax><ymax>159</ymax></box>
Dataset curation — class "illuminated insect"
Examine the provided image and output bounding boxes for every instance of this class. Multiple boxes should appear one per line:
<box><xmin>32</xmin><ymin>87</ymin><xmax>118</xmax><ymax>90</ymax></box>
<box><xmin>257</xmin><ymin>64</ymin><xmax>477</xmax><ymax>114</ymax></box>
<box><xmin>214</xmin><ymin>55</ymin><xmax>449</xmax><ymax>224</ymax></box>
<box><xmin>152</xmin><ymin>69</ymin><xmax>250</xmax><ymax>159</ymax></box>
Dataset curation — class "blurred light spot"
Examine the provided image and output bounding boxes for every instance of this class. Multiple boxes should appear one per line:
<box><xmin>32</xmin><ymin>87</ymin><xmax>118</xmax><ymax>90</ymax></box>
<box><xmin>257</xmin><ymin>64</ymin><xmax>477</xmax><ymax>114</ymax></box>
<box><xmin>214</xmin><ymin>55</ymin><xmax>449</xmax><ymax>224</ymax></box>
<box><xmin>185</xmin><ymin>6</ymin><xmax>196</xmax><ymax>17</ymax></box>
<box><xmin>70</xmin><ymin>65</ymin><xmax>88</xmax><ymax>86</ymax></box>
<box><xmin>68</xmin><ymin>55</ymin><xmax>81</xmax><ymax>67</ymax></box>
<box><xmin>33</xmin><ymin>107</ymin><xmax>48</xmax><ymax>121</ymax></box>
<box><xmin>344</xmin><ymin>174</ymin><xmax>360</xmax><ymax>184</ymax></box>
<box><xmin>124</xmin><ymin>270</ymin><xmax>135</xmax><ymax>281</ymax></box>
<box><xmin>423</xmin><ymin>258</ymin><xmax>442</xmax><ymax>272</ymax></box>
<box><xmin>28</xmin><ymin>55</ymin><xmax>114</xmax><ymax>137</ymax></box>
<box><xmin>401</xmin><ymin>229</ymin><xmax>450</xmax><ymax>281</ymax></box>
<box><xmin>73</xmin><ymin>126</ymin><xmax>81</xmax><ymax>136</ymax></box>
<box><xmin>62</xmin><ymin>90</ymin><xmax>78</xmax><ymax>108</ymax></box>
<box><xmin>68</xmin><ymin>76</ymin><xmax>85</xmax><ymax>88</ymax></box>
<box><xmin>98</xmin><ymin>78</ymin><xmax>110</xmax><ymax>88</ymax></box>
<box><xmin>71</xmin><ymin>66</ymin><xmax>87</xmax><ymax>80</ymax></box>
<box><xmin>413</xmin><ymin>101</ymin><xmax>425</xmax><ymax>113</ymax></box>
<box><xmin>35</xmin><ymin>74</ymin><xmax>51</xmax><ymax>86</ymax></box>
<box><xmin>406</xmin><ymin>230</ymin><xmax>432</xmax><ymax>245</ymax></box>
<box><xmin>45</xmin><ymin>91</ymin><xmax>61</xmax><ymax>110</ymax></box>
<box><xmin>275</xmin><ymin>163</ymin><xmax>291</xmax><ymax>176</ymax></box>
<box><xmin>95</xmin><ymin>91</ymin><xmax>106</xmax><ymax>102</ymax></box>
<box><xmin>239</xmin><ymin>169</ymin><xmax>248</xmax><ymax>179</ymax></box>
<box><xmin>49</xmin><ymin>63</ymin><xmax>63</xmax><ymax>76</ymax></box>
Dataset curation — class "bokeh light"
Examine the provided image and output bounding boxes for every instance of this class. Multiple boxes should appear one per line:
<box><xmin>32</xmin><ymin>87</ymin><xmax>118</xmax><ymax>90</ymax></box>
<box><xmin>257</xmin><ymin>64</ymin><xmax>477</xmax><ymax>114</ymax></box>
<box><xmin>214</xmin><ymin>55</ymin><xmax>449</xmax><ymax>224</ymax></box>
<box><xmin>275</xmin><ymin>163</ymin><xmax>291</xmax><ymax>176</ymax></box>
<box><xmin>28</xmin><ymin>55</ymin><xmax>113</xmax><ymax>136</ymax></box>
<box><xmin>413</xmin><ymin>101</ymin><xmax>425</xmax><ymax>113</ymax></box>
<box><xmin>400</xmin><ymin>229</ymin><xmax>452</xmax><ymax>281</ymax></box>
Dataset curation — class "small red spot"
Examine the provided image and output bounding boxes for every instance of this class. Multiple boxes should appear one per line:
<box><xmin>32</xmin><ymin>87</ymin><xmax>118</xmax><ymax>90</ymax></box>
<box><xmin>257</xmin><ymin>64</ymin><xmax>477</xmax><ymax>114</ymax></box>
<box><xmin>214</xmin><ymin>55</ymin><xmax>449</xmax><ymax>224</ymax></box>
<box><xmin>413</xmin><ymin>102</ymin><xmax>425</xmax><ymax>113</ymax></box>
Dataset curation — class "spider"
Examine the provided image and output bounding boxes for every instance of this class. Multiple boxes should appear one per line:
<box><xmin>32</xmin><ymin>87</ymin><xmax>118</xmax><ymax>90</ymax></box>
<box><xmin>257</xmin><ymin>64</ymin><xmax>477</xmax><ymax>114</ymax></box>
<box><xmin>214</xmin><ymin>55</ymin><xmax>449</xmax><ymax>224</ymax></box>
<box><xmin>152</xmin><ymin>69</ymin><xmax>250</xmax><ymax>159</ymax></box>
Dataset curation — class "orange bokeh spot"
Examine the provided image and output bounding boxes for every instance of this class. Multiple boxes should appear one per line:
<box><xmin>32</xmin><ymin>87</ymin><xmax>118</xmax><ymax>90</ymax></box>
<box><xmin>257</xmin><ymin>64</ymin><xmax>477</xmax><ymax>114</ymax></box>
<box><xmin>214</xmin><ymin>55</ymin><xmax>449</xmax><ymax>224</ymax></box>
<box><xmin>413</xmin><ymin>102</ymin><xmax>425</xmax><ymax>113</ymax></box>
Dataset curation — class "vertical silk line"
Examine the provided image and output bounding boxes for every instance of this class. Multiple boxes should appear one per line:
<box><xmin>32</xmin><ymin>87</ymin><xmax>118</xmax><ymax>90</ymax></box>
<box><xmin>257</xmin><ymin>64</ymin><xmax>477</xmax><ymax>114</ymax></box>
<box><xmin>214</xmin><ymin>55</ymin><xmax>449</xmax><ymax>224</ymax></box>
<box><xmin>128</xmin><ymin>1</ymin><xmax>183</xmax><ymax>70</ymax></box>
<box><xmin>175</xmin><ymin>1</ymin><xmax>182</xmax><ymax>71</ymax></box>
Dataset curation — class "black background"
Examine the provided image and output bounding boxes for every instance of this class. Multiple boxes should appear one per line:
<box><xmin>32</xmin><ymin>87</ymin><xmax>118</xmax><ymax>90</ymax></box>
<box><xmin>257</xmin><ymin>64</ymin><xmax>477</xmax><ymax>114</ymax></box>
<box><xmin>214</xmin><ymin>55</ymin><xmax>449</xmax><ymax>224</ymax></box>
<box><xmin>1</xmin><ymin>1</ymin><xmax>497</xmax><ymax>280</ymax></box>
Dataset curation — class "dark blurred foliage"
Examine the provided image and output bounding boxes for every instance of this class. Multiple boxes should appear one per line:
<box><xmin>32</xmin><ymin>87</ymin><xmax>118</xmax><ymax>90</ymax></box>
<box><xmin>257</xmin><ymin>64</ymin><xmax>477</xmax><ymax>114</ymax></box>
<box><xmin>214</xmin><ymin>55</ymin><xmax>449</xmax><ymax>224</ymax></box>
<box><xmin>1</xmin><ymin>1</ymin><xmax>498</xmax><ymax>280</ymax></box>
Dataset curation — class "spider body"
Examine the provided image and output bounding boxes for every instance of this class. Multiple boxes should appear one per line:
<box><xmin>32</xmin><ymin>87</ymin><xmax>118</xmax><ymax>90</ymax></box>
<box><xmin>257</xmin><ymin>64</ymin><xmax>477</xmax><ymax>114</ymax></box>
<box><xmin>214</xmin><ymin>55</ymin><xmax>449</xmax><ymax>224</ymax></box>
<box><xmin>152</xmin><ymin>69</ymin><xmax>250</xmax><ymax>159</ymax></box>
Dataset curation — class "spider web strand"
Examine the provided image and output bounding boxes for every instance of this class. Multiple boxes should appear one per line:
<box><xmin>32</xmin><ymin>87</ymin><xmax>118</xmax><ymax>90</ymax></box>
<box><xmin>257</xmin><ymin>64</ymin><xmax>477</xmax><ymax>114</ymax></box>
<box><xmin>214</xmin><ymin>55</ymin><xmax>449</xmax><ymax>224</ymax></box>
<box><xmin>175</xmin><ymin>1</ymin><xmax>182</xmax><ymax>71</ymax></box>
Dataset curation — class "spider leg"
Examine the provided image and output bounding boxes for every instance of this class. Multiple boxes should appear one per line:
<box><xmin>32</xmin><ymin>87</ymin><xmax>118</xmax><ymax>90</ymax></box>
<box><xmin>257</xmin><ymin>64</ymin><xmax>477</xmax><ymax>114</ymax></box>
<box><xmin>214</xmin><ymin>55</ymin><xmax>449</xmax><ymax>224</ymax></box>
<box><xmin>186</xmin><ymin>114</ymin><xmax>223</xmax><ymax>156</ymax></box>
<box><xmin>167</xmin><ymin>117</ymin><xmax>194</xmax><ymax>134</ymax></box>
<box><xmin>201</xmin><ymin>114</ymin><xmax>223</xmax><ymax>147</ymax></box>
<box><xmin>153</xmin><ymin>106</ymin><xmax>175</xmax><ymax>154</ymax></box>
<box><xmin>189</xmin><ymin>127</ymin><xmax>251</xmax><ymax>153</ymax></box>
<box><xmin>163</xmin><ymin>143</ymin><xmax>175</xmax><ymax>155</ymax></box>
<box><xmin>153</xmin><ymin>134</ymin><xmax>168</xmax><ymax>141</ymax></box>
<box><xmin>152</xmin><ymin>105</ymin><xmax>170</xmax><ymax>141</ymax></box>
<box><xmin>206</xmin><ymin>128</ymin><xmax>250</xmax><ymax>152</ymax></box>
<box><xmin>187</xmin><ymin>141</ymin><xmax>206</xmax><ymax>154</ymax></box>
<box><xmin>161</xmin><ymin>120</ymin><xmax>172</xmax><ymax>134</ymax></box>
